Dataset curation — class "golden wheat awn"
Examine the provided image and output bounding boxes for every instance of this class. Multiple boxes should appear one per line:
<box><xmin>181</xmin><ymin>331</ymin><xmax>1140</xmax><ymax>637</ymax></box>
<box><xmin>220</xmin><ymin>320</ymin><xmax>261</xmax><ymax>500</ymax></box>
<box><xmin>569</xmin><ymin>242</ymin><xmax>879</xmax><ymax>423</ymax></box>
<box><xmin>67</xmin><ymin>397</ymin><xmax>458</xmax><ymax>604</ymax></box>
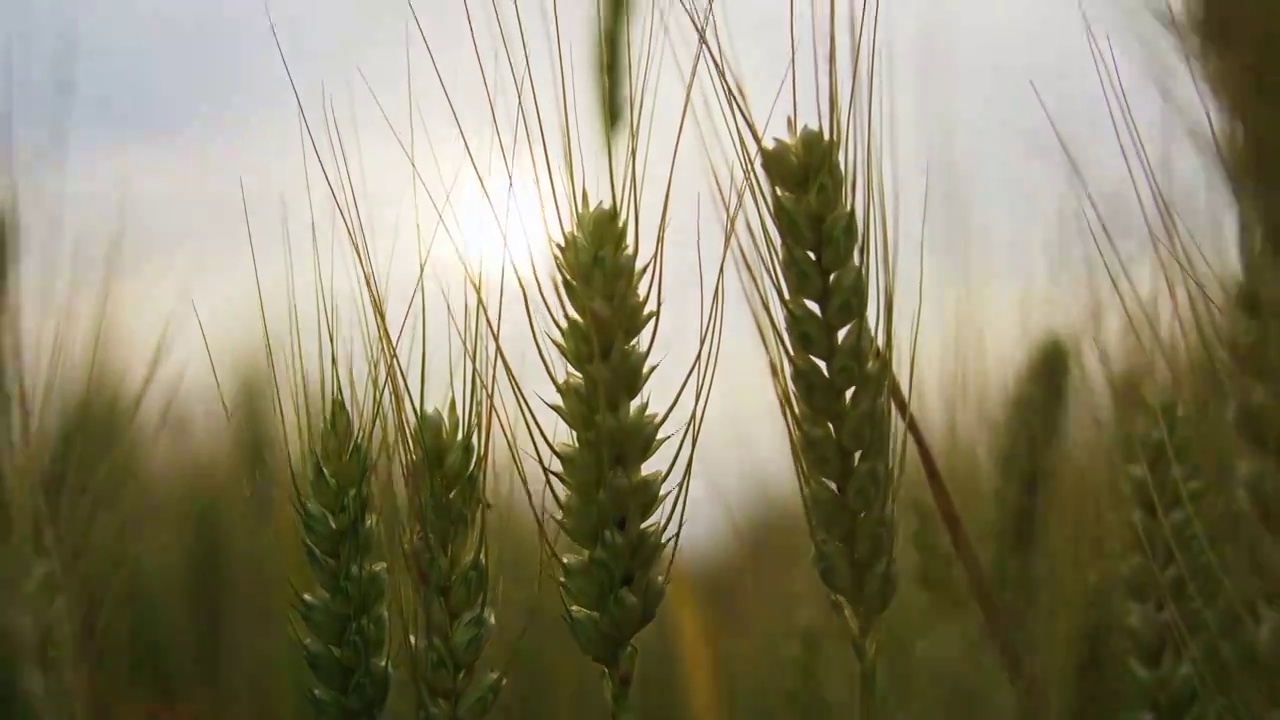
<box><xmin>293</xmin><ymin>392</ymin><xmax>391</xmax><ymax>719</ymax></box>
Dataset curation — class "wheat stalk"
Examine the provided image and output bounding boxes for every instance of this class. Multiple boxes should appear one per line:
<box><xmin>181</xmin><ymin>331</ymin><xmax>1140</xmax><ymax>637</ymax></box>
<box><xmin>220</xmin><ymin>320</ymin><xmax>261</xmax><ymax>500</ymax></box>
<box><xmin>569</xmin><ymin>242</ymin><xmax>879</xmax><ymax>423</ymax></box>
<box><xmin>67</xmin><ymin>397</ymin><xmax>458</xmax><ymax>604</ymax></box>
<box><xmin>293</xmin><ymin>391</ymin><xmax>391</xmax><ymax>719</ymax></box>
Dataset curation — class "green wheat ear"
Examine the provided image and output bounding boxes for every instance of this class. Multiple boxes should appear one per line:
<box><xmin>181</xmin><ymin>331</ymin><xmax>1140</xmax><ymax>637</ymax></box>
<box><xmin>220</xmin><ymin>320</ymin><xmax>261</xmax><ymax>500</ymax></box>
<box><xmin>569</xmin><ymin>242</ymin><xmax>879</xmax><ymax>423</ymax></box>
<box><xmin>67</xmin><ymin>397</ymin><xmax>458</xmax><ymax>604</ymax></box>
<box><xmin>1227</xmin><ymin>237</ymin><xmax>1280</xmax><ymax>542</ymax></box>
<box><xmin>596</xmin><ymin>0</ymin><xmax>632</xmax><ymax>139</ymax></box>
<box><xmin>0</xmin><ymin>549</ymin><xmax>78</xmax><ymax>720</ymax></box>
<box><xmin>0</xmin><ymin>203</ymin><xmax>82</xmax><ymax>720</ymax></box>
<box><xmin>991</xmin><ymin>335</ymin><xmax>1071</xmax><ymax>646</ymax></box>
<box><xmin>1120</xmin><ymin>399</ymin><xmax>1248</xmax><ymax>719</ymax></box>
<box><xmin>1120</xmin><ymin>400</ymin><xmax>1202</xmax><ymax>719</ymax></box>
<box><xmin>1190</xmin><ymin>1</ymin><xmax>1280</xmax><ymax>710</ymax></box>
<box><xmin>293</xmin><ymin>392</ymin><xmax>391</xmax><ymax>719</ymax></box>
<box><xmin>403</xmin><ymin>398</ymin><xmax>503</xmax><ymax>720</ymax></box>
<box><xmin>759</xmin><ymin>124</ymin><xmax>897</xmax><ymax>709</ymax></box>
<box><xmin>548</xmin><ymin>198</ymin><xmax>668</xmax><ymax>719</ymax></box>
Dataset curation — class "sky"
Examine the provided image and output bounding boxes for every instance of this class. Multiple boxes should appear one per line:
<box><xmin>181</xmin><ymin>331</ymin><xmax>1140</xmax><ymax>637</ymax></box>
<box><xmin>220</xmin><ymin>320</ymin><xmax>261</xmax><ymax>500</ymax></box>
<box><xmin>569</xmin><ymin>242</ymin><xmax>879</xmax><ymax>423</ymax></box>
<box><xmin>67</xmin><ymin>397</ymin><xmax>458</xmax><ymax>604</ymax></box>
<box><xmin>2</xmin><ymin>0</ymin><xmax>1236</xmax><ymax>559</ymax></box>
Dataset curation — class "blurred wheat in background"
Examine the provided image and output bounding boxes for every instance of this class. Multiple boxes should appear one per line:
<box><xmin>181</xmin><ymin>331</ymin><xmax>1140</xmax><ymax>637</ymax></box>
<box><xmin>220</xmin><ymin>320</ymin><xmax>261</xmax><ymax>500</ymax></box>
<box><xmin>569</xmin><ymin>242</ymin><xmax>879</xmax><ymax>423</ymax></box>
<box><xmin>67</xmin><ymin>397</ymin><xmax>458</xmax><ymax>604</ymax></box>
<box><xmin>1</xmin><ymin>0</ymin><xmax>1278</xmax><ymax>718</ymax></box>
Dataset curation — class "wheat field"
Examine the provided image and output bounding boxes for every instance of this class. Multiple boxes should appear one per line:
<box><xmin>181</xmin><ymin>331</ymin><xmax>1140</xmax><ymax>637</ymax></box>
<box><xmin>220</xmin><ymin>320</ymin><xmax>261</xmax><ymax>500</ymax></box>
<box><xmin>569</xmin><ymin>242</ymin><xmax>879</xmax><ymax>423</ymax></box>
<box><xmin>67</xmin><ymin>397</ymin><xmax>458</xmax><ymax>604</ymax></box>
<box><xmin>1</xmin><ymin>0</ymin><xmax>1278</xmax><ymax>719</ymax></box>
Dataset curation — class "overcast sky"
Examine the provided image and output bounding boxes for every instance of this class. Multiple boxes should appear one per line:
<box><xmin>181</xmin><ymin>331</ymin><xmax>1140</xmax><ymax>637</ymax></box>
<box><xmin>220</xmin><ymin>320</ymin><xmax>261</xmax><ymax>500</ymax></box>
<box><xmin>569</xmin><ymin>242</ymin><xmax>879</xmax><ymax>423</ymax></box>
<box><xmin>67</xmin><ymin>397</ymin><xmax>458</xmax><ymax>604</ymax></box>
<box><xmin>2</xmin><ymin>0</ymin><xmax>1234</xmax><ymax>557</ymax></box>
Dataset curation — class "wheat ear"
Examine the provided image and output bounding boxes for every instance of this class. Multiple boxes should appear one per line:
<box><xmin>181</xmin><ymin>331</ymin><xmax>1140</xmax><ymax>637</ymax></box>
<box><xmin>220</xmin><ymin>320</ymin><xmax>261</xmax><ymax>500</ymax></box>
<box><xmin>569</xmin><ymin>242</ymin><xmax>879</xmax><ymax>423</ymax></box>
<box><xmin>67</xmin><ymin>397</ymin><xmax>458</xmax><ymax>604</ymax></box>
<box><xmin>1122</xmin><ymin>400</ymin><xmax>1204</xmax><ymax>718</ymax></box>
<box><xmin>546</xmin><ymin>198</ymin><xmax>669</xmax><ymax>719</ymax></box>
<box><xmin>758</xmin><ymin>124</ymin><xmax>897</xmax><ymax>717</ymax></box>
<box><xmin>1120</xmin><ymin>399</ymin><xmax>1250</xmax><ymax>719</ymax></box>
<box><xmin>402</xmin><ymin>397</ymin><xmax>503</xmax><ymax>720</ymax></box>
<box><xmin>293</xmin><ymin>392</ymin><xmax>391</xmax><ymax>719</ymax></box>
<box><xmin>1189</xmin><ymin>2</ymin><xmax>1280</xmax><ymax>710</ymax></box>
<box><xmin>594</xmin><ymin>0</ymin><xmax>632</xmax><ymax>138</ymax></box>
<box><xmin>991</xmin><ymin>335</ymin><xmax>1071</xmax><ymax>655</ymax></box>
<box><xmin>0</xmin><ymin>203</ymin><xmax>82</xmax><ymax>720</ymax></box>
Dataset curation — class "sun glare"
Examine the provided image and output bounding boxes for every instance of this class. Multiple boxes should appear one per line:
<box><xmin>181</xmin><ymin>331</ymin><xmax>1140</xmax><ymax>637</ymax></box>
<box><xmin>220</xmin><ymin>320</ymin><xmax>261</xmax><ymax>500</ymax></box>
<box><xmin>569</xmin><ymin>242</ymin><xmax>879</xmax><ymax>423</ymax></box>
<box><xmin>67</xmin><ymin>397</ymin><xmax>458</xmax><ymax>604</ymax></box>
<box><xmin>444</xmin><ymin>173</ymin><xmax>559</xmax><ymax>277</ymax></box>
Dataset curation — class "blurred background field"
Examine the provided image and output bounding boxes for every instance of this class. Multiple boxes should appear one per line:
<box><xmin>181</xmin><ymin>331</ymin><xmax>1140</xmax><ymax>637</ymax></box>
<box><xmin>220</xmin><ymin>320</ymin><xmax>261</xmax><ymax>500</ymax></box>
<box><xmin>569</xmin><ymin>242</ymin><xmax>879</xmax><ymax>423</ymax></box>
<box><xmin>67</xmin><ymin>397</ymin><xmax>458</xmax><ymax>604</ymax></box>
<box><xmin>0</xmin><ymin>338</ymin><xmax>1118</xmax><ymax>720</ymax></box>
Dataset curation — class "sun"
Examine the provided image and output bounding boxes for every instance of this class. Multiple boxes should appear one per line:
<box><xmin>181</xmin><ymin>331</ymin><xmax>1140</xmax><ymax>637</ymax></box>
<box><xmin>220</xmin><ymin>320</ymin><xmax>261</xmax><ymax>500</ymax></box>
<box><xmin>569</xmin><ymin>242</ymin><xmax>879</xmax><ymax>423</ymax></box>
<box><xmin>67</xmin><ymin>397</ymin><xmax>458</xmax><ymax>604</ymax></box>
<box><xmin>443</xmin><ymin>172</ymin><xmax>559</xmax><ymax>277</ymax></box>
